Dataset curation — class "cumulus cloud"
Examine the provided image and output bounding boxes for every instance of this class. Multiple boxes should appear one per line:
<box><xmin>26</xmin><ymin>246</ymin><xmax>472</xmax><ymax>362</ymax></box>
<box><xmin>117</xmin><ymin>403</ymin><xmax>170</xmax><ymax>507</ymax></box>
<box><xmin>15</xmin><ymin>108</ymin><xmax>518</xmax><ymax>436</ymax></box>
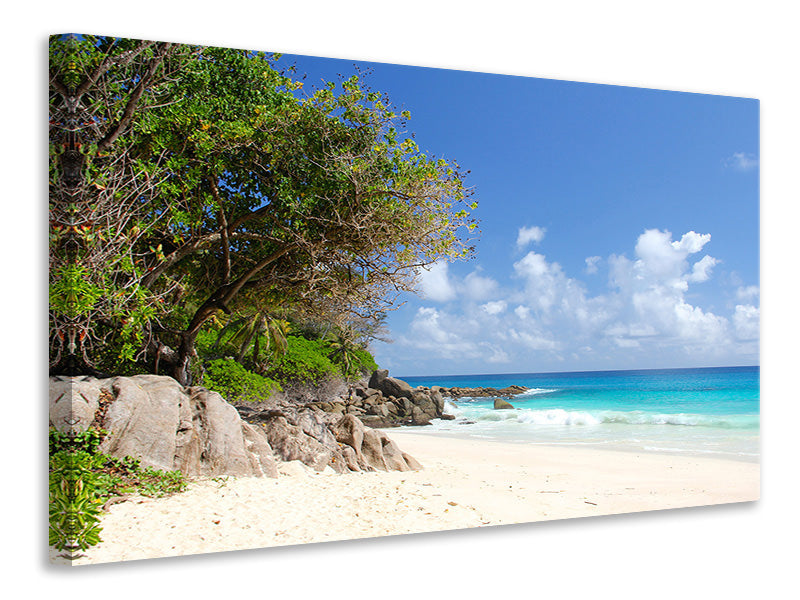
<box><xmin>736</xmin><ymin>285</ymin><xmax>760</xmax><ymax>301</ymax></box>
<box><xmin>463</xmin><ymin>270</ymin><xmax>499</xmax><ymax>300</ymax></box>
<box><xmin>417</xmin><ymin>261</ymin><xmax>456</xmax><ymax>302</ymax></box>
<box><xmin>388</xmin><ymin>227</ymin><xmax>757</xmax><ymax>372</ymax></box>
<box><xmin>733</xmin><ymin>304</ymin><xmax>760</xmax><ymax>340</ymax></box>
<box><xmin>516</xmin><ymin>225</ymin><xmax>546</xmax><ymax>249</ymax></box>
<box><xmin>481</xmin><ymin>300</ymin><xmax>507</xmax><ymax>315</ymax></box>
<box><xmin>687</xmin><ymin>255</ymin><xmax>719</xmax><ymax>283</ymax></box>
<box><xmin>418</xmin><ymin>262</ymin><xmax>499</xmax><ymax>303</ymax></box>
<box><xmin>585</xmin><ymin>256</ymin><xmax>601</xmax><ymax>274</ymax></box>
<box><xmin>725</xmin><ymin>152</ymin><xmax>759</xmax><ymax>171</ymax></box>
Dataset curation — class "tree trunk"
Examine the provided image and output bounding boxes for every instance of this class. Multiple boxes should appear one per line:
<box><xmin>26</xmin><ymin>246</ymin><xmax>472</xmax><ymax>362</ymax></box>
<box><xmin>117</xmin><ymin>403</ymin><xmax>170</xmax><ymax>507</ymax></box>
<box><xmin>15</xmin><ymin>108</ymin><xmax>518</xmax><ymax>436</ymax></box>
<box><xmin>172</xmin><ymin>330</ymin><xmax>199</xmax><ymax>386</ymax></box>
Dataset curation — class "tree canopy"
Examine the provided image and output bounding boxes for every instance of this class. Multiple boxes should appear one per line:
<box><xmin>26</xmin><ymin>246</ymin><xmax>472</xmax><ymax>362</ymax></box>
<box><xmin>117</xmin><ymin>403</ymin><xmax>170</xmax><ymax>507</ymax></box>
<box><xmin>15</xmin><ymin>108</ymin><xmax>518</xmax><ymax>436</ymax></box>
<box><xmin>49</xmin><ymin>34</ymin><xmax>477</xmax><ymax>384</ymax></box>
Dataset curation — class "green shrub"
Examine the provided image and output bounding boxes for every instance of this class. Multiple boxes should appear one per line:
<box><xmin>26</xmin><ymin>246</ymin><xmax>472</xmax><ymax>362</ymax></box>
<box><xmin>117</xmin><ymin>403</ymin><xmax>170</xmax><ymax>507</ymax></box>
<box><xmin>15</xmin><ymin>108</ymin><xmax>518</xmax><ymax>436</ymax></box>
<box><xmin>195</xmin><ymin>327</ymin><xmax>223</xmax><ymax>360</ymax></box>
<box><xmin>265</xmin><ymin>335</ymin><xmax>338</xmax><ymax>384</ymax></box>
<box><xmin>348</xmin><ymin>347</ymin><xmax>378</xmax><ymax>377</ymax></box>
<box><xmin>49</xmin><ymin>428</ymin><xmax>187</xmax><ymax>557</ymax></box>
<box><xmin>49</xmin><ymin>447</ymin><xmax>104</xmax><ymax>553</ymax></box>
<box><xmin>202</xmin><ymin>357</ymin><xmax>282</xmax><ymax>403</ymax></box>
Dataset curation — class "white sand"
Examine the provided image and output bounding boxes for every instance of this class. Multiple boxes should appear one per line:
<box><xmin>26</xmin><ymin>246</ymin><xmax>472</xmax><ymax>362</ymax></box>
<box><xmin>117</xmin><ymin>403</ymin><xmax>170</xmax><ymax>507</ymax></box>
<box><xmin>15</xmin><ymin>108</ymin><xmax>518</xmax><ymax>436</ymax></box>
<box><xmin>53</xmin><ymin>431</ymin><xmax>759</xmax><ymax>565</ymax></box>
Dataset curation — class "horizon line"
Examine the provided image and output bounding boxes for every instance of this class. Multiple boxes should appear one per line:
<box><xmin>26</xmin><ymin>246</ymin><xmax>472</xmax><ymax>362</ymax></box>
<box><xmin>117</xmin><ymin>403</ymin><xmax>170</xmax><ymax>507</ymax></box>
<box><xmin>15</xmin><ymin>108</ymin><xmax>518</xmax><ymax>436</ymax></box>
<box><xmin>395</xmin><ymin>364</ymin><xmax>759</xmax><ymax>380</ymax></box>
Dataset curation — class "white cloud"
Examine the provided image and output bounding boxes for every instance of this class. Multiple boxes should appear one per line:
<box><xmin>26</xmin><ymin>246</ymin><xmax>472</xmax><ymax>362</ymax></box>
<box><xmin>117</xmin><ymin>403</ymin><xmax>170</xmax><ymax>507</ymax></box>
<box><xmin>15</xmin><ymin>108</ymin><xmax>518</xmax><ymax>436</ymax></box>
<box><xmin>391</xmin><ymin>227</ymin><xmax>757</xmax><ymax>372</ymax></box>
<box><xmin>725</xmin><ymin>152</ymin><xmax>759</xmax><ymax>171</ymax></box>
<box><xmin>486</xmin><ymin>345</ymin><xmax>510</xmax><ymax>363</ymax></box>
<box><xmin>516</xmin><ymin>225</ymin><xmax>546</xmax><ymax>249</ymax></box>
<box><xmin>463</xmin><ymin>270</ymin><xmax>499</xmax><ymax>300</ymax></box>
<box><xmin>736</xmin><ymin>285</ymin><xmax>760</xmax><ymax>301</ymax></box>
<box><xmin>733</xmin><ymin>304</ymin><xmax>760</xmax><ymax>340</ymax></box>
<box><xmin>514</xmin><ymin>251</ymin><xmax>551</xmax><ymax>278</ymax></box>
<box><xmin>408</xmin><ymin>307</ymin><xmax>478</xmax><ymax>358</ymax></box>
<box><xmin>514</xmin><ymin>305</ymin><xmax>530</xmax><ymax>320</ymax></box>
<box><xmin>585</xmin><ymin>256</ymin><xmax>601</xmax><ymax>274</ymax></box>
<box><xmin>417</xmin><ymin>261</ymin><xmax>456</xmax><ymax>302</ymax></box>
<box><xmin>481</xmin><ymin>300</ymin><xmax>507</xmax><ymax>315</ymax></box>
<box><xmin>418</xmin><ymin>262</ymin><xmax>500</xmax><ymax>303</ymax></box>
<box><xmin>687</xmin><ymin>255</ymin><xmax>719</xmax><ymax>283</ymax></box>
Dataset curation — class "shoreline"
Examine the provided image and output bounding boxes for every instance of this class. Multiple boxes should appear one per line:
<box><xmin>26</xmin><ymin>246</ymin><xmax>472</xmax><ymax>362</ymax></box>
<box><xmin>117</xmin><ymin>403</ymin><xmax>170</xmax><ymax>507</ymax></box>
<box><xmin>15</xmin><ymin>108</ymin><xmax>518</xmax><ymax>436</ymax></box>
<box><xmin>54</xmin><ymin>430</ymin><xmax>760</xmax><ymax>566</ymax></box>
<box><xmin>387</xmin><ymin>425</ymin><xmax>761</xmax><ymax>464</ymax></box>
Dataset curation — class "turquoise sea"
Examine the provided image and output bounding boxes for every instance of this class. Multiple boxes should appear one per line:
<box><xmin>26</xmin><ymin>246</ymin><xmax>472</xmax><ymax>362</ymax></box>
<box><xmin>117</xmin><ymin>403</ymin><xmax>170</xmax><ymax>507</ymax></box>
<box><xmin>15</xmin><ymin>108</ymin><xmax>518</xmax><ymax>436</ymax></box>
<box><xmin>401</xmin><ymin>366</ymin><xmax>759</xmax><ymax>462</ymax></box>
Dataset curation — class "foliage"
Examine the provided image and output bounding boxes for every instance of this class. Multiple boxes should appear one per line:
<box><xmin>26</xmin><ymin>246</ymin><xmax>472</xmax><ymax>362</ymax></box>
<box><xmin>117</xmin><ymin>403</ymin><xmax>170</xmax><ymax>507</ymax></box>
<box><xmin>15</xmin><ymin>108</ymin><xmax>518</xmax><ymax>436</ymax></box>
<box><xmin>213</xmin><ymin>311</ymin><xmax>291</xmax><ymax>370</ymax></box>
<box><xmin>348</xmin><ymin>347</ymin><xmax>379</xmax><ymax>378</ymax></box>
<box><xmin>92</xmin><ymin>455</ymin><xmax>187</xmax><ymax>499</ymax></box>
<box><xmin>49</xmin><ymin>448</ymin><xmax>104</xmax><ymax>554</ymax></box>
<box><xmin>202</xmin><ymin>358</ymin><xmax>282</xmax><ymax>403</ymax></box>
<box><xmin>325</xmin><ymin>326</ymin><xmax>378</xmax><ymax>378</ymax></box>
<box><xmin>49</xmin><ymin>428</ymin><xmax>186</xmax><ymax>557</ymax></box>
<box><xmin>265</xmin><ymin>335</ymin><xmax>339</xmax><ymax>385</ymax></box>
<box><xmin>49</xmin><ymin>35</ymin><xmax>477</xmax><ymax>383</ymax></box>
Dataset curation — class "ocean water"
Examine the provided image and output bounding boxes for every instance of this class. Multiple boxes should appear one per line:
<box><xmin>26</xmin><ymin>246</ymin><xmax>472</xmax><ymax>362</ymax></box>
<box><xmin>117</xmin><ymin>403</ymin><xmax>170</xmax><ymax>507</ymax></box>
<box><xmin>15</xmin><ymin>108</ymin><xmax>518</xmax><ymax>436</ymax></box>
<box><xmin>401</xmin><ymin>366</ymin><xmax>760</xmax><ymax>462</ymax></box>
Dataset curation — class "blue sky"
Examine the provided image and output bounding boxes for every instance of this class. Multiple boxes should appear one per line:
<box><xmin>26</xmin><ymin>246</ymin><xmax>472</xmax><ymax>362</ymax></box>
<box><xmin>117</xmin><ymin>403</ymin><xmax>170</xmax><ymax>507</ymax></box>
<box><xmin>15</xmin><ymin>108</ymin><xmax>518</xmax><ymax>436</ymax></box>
<box><xmin>279</xmin><ymin>53</ymin><xmax>760</xmax><ymax>377</ymax></box>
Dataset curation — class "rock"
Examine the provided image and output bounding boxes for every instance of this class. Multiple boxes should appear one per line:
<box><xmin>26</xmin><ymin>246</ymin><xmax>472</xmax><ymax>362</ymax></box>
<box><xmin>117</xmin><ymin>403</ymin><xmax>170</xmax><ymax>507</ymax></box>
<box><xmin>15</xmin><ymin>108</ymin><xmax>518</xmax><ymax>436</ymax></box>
<box><xmin>444</xmin><ymin>385</ymin><xmax>528</xmax><ymax>399</ymax></box>
<box><xmin>411</xmin><ymin>390</ymin><xmax>436</xmax><ymax>415</ymax></box>
<box><xmin>339</xmin><ymin>445</ymin><xmax>362</xmax><ymax>472</ymax></box>
<box><xmin>358</xmin><ymin>415</ymin><xmax>397</xmax><ymax>429</ymax></box>
<box><xmin>49</xmin><ymin>375</ymin><xmax>279</xmax><ymax>478</ymax></box>
<box><xmin>430</xmin><ymin>389</ymin><xmax>446</xmax><ymax>413</ymax></box>
<box><xmin>362</xmin><ymin>392</ymin><xmax>382</xmax><ymax>406</ymax></box>
<box><xmin>278</xmin><ymin>460</ymin><xmax>311</xmax><ymax>477</ymax></box>
<box><xmin>378</xmin><ymin>432</ymin><xmax>412</xmax><ymax>472</ymax></box>
<box><xmin>49</xmin><ymin>373</ymin><xmax>423</xmax><ymax>478</ymax></box>
<box><xmin>241</xmin><ymin>422</ymin><xmax>279</xmax><ymax>477</ymax></box>
<box><xmin>259</xmin><ymin>414</ymin><xmax>345</xmax><ymax>473</ymax></box>
<box><xmin>49</xmin><ymin>376</ymin><xmax>102</xmax><ymax>434</ymax></box>
<box><xmin>379</xmin><ymin>377</ymin><xmax>415</xmax><ymax>400</ymax></box>
<box><xmin>493</xmin><ymin>398</ymin><xmax>515</xmax><ymax>410</ymax></box>
<box><xmin>368</xmin><ymin>369</ymin><xmax>414</xmax><ymax>400</ymax></box>
<box><xmin>411</xmin><ymin>406</ymin><xmax>432</xmax><ymax>426</ymax></box>
<box><xmin>368</xmin><ymin>369</ymin><xmax>389</xmax><ymax>389</ymax></box>
<box><xmin>361</xmin><ymin>429</ymin><xmax>389</xmax><ymax>471</ymax></box>
<box><xmin>329</xmin><ymin>414</ymin><xmax>365</xmax><ymax>457</ymax></box>
<box><xmin>401</xmin><ymin>452</ymin><xmax>424</xmax><ymax>471</ymax></box>
<box><xmin>440</xmin><ymin>414</ymin><xmax>456</xmax><ymax>421</ymax></box>
<box><xmin>367</xmin><ymin>402</ymin><xmax>389</xmax><ymax>417</ymax></box>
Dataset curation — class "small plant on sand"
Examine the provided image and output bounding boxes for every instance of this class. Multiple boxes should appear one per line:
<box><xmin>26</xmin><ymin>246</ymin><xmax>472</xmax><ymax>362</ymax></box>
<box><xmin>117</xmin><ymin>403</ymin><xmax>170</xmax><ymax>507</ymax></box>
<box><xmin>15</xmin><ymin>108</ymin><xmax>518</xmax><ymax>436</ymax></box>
<box><xmin>49</xmin><ymin>428</ymin><xmax>187</xmax><ymax>559</ymax></box>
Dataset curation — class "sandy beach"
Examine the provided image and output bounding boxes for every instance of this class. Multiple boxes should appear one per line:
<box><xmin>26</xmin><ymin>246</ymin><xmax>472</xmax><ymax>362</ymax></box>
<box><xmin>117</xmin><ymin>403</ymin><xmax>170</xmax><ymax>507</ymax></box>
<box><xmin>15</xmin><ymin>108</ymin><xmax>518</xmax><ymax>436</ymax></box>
<box><xmin>53</xmin><ymin>431</ymin><xmax>760</xmax><ymax>565</ymax></box>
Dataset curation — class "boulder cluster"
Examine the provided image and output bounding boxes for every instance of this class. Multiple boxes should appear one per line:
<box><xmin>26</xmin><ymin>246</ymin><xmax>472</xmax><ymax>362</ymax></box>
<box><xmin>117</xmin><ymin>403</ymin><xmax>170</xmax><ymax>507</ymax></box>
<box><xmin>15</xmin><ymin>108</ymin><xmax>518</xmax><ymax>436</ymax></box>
<box><xmin>300</xmin><ymin>369</ymin><xmax>452</xmax><ymax>428</ymax></box>
<box><xmin>49</xmin><ymin>374</ymin><xmax>422</xmax><ymax>479</ymax></box>
<box><xmin>300</xmin><ymin>370</ymin><xmax>527</xmax><ymax>425</ymax></box>
<box><xmin>49</xmin><ymin>369</ymin><xmax>528</xmax><ymax>480</ymax></box>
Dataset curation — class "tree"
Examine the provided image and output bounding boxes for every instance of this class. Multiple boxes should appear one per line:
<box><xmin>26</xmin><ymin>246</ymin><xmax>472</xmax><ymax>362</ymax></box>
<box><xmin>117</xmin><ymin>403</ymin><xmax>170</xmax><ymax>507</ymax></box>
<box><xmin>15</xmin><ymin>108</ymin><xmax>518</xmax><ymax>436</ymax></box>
<box><xmin>49</xmin><ymin>35</ymin><xmax>478</xmax><ymax>384</ymax></box>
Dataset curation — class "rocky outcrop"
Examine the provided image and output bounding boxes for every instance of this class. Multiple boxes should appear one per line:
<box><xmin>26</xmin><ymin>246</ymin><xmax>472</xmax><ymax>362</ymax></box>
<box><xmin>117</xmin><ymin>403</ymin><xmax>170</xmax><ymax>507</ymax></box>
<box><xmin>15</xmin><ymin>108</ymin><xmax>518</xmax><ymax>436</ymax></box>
<box><xmin>302</xmin><ymin>371</ymin><xmax>528</xmax><ymax>427</ymax></box>
<box><xmin>49</xmin><ymin>374</ymin><xmax>423</xmax><ymax>478</ymax></box>
<box><xmin>441</xmin><ymin>385</ymin><xmax>528</xmax><ymax>399</ymax></box>
<box><xmin>240</xmin><ymin>410</ymin><xmax>420</xmax><ymax>472</ymax></box>
<box><xmin>303</xmin><ymin>372</ymin><xmax>449</xmax><ymax>428</ymax></box>
<box><xmin>50</xmin><ymin>375</ymin><xmax>279</xmax><ymax>478</ymax></box>
<box><xmin>493</xmin><ymin>398</ymin><xmax>515</xmax><ymax>410</ymax></box>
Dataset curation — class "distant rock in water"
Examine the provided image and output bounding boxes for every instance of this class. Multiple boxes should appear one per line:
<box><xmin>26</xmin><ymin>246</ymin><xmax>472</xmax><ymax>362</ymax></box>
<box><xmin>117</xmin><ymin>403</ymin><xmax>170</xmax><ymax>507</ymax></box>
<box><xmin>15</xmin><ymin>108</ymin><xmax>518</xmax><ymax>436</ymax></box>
<box><xmin>440</xmin><ymin>385</ymin><xmax>528</xmax><ymax>399</ymax></box>
<box><xmin>493</xmin><ymin>398</ymin><xmax>515</xmax><ymax>410</ymax></box>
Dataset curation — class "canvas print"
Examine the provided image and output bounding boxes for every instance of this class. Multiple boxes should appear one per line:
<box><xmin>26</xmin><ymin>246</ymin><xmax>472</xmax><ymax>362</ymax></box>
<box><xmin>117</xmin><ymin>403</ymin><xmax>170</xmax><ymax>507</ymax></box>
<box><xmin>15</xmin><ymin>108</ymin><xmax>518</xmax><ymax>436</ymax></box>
<box><xmin>48</xmin><ymin>34</ymin><xmax>760</xmax><ymax>565</ymax></box>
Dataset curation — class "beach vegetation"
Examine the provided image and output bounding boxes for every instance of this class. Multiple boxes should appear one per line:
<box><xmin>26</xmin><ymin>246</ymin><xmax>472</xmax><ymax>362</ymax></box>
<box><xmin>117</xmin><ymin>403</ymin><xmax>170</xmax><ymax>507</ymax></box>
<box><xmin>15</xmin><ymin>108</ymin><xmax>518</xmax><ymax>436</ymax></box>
<box><xmin>49</xmin><ymin>35</ymin><xmax>477</xmax><ymax>385</ymax></box>
<box><xmin>49</xmin><ymin>427</ymin><xmax>187</xmax><ymax>556</ymax></box>
<box><xmin>202</xmin><ymin>357</ymin><xmax>283</xmax><ymax>403</ymax></box>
